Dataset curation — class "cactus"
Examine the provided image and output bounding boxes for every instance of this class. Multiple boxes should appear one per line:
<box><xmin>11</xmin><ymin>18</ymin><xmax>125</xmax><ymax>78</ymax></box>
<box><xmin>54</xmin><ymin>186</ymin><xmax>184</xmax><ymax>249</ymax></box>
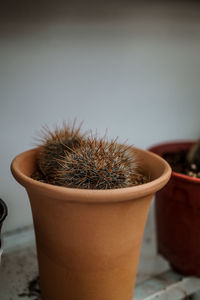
<box><xmin>187</xmin><ymin>140</ymin><xmax>200</xmax><ymax>168</ymax></box>
<box><xmin>52</xmin><ymin>136</ymin><xmax>147</xmax><ymax>189</ymax></box>
<box><xmin>186</xmin><ymin>140</ymin><xmax>200</xmax><ymax>178</ymax></box>
<box><xmin>35</xmin><ymin>121</ymin><xmax>84</xmax><ymax>182</ymax></box>
<box><xmin>32</xmin><ymin>123</ymin><xmax>149</xmax><ymax>188</ymax></box>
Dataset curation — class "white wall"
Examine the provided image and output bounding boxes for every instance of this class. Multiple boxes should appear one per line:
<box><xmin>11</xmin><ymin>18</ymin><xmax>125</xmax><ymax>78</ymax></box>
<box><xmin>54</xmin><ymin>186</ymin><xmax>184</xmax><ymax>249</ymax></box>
<box><xmin>1</xmin><ymin>2</ymin><xmax>200</xmax><ymax>232</ymax></box>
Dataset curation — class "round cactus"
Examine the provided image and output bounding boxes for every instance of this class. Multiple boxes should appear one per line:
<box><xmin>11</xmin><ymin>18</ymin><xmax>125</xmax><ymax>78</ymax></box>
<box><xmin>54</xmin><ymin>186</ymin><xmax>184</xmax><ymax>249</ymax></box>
<box><xmin>35</xmin><ymin>121</ymin><xmax>84</xmax><ymax>182</ymax></box>
<box><xmin>52</xmin><ymin>136</ymin><xmax>144</xmax><ymax>189</ymax></box>
<box><xmin>33</xmin><ymin>123</ymin><xmax>149</xmax><ymax>188</ymax></box>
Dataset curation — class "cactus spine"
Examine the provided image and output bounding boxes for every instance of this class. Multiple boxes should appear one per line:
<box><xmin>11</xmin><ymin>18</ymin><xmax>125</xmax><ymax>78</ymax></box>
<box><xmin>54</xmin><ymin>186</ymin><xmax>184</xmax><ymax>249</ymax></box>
<box><xmin>32</xmin><ymin>123</ymin><xmax>149</xmax><ymax>188</ymax></box>
<box><xmin>35</xmin><ymin>121</ymin><xmax>83</xmax><ymax>182</ymax></box>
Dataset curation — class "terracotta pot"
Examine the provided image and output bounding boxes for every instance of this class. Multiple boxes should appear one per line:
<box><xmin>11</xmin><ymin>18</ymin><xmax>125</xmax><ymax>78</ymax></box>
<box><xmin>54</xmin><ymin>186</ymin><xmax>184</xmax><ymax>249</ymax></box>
<box><xmin>11</xmin><ymin>147</ymin><xmax>171</xmax><ymax>300</ymax></box>
<box><xmin>149</xmin><ymin>141</ymin><xmax>200</xmax><ymax>276</ymax></box>
<box><xmin>0</xmin><ymin>198</ymin><xmax>8</xmax><ymax>263</ymax></box>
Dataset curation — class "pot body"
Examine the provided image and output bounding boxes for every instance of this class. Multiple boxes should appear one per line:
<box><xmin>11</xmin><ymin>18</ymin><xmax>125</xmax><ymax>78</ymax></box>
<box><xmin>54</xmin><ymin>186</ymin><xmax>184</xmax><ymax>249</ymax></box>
<box><xmin>149</xmin><ymin>141</ymin><xmax>200</xmax><ymax>276</ymax></box>
<box><xmin>11</xmin><ymin>147</ymin><xmax>171</xmax><ymax>300</ymax></box>
<box><xmin>29</xmin><ymin>189</ymin><xmax>152</xmax><ymax>300</ymax></box>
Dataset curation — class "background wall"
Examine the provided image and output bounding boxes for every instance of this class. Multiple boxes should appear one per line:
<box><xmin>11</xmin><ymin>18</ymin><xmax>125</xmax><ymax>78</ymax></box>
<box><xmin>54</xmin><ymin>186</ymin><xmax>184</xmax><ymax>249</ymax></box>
<box><xmin>1</xmin><ymin>1</ymin><xmax>200</xmax><ymax>233</ymax></box>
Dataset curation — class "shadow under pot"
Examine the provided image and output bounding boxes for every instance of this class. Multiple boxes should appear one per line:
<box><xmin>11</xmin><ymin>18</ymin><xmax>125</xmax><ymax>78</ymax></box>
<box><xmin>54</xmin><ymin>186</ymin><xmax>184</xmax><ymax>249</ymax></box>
<box><xmin>0</xmin><ymin>198</ymin><xmax>8</xmax><ymax>262</ymax></box>
<box><xmin>149</xmin><ymin>141</ymin><xmax>200</xmax><ymax>276</ymax></box>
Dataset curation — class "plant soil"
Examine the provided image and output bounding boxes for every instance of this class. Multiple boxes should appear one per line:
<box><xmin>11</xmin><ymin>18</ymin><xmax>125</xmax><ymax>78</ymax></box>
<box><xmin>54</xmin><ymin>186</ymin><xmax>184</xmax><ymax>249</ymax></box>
<box><xmin>163</xmin><ymin>150</ymin><xmax>200</xmax><ymax>178</ymax></box>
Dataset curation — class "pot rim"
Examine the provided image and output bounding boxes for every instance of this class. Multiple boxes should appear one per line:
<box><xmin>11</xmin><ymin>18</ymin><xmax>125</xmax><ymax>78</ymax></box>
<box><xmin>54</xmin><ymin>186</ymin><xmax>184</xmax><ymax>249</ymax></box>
<box><xmin>11</xmin><ymin>147</ymin><xmax>171</xmax><ymax>203</ymax></box>
<box><xmin>148</xmin><ymin>140</ymin><xmax>200</xmax><ymax>184</ymax></box>
<box><xmin>0</xmin><ymin>198</ymin><xmax>8</xmax><ymax>224</ymax></box>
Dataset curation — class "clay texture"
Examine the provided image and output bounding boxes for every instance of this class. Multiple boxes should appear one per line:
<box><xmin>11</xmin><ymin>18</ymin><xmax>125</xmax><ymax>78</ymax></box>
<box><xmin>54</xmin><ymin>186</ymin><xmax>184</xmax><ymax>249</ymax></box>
<box><xmin>11</xmin><ymin>147</ymin><xmax>171</xmax><ymax>300</ymax></box>
<box><xmin>150</xmin><ymin>141</ymin><xmax>200</xmax><ymax>277</ymax></box>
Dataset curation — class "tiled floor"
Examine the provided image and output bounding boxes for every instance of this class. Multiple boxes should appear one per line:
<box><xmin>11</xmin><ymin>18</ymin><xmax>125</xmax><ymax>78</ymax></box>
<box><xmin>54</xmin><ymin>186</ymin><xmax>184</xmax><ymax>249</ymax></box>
<box><xmin>0</xmin><ymin>246</ymin><xmax>38</xmax><ymax>300</ymax></box>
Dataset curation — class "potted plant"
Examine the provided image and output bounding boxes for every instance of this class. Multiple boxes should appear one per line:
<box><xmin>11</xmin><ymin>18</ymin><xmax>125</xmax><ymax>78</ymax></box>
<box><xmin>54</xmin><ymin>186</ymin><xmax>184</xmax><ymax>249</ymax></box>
<box><xmin>0</xmin><ymin>198</ymin><xmax>8</xmax><ymax>263</ymax></box>
<box><xmin>149</xmin><ymin>140</ymin><xmax>200</xmax><ymax>277</ymax></box>
<box><xmin>11</xmin><ymin>123</ymin><xmax>171</xmax><ymax>300</ymax></box>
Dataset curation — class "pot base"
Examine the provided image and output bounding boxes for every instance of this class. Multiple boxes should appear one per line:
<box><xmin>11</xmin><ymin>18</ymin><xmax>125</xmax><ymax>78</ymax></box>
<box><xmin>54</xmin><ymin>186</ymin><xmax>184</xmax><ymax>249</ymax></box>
<box><xmin>38</xmin><ymin>248</ymin><xmax>138</xmax><ymax>300</ymax></box>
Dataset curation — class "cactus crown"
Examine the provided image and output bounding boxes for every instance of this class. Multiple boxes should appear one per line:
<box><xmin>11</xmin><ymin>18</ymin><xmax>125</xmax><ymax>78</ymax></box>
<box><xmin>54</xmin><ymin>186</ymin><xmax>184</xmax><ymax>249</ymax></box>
<box><xmin>32</xmin><ymin>122</ymin><xmax>149</xmax><ymax>189</ymax></box>
<box><xmin>35</xmin><ymin>121</ymin><xmax>83</xmax><ymax>180</ymax></box>
<box><xmin>55</xmin><ymin>136</ymin><xmax>138</xmax><ymax>189</ymax></box>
